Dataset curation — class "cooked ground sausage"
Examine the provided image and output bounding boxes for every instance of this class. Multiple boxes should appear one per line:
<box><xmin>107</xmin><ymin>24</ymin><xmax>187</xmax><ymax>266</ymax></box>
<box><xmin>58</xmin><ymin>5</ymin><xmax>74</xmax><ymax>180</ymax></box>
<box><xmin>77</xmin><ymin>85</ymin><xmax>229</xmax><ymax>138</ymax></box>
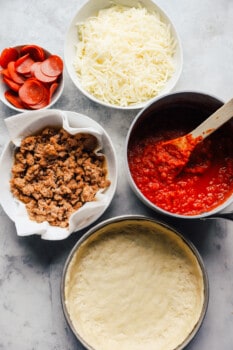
<box><xmin>10</xmin><ymin>127</ymin><xmax>110</xmax><ymax>228</ymax></box>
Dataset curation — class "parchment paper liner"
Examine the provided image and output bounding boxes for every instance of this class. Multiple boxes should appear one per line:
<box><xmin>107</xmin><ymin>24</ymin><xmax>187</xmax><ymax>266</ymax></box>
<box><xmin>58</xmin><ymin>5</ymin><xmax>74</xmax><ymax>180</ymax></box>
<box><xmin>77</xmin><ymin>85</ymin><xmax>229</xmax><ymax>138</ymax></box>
<box><xmin>2</xmin><ymin>109</ymin><xmax>113</xmax><ymax>240</ymax></box>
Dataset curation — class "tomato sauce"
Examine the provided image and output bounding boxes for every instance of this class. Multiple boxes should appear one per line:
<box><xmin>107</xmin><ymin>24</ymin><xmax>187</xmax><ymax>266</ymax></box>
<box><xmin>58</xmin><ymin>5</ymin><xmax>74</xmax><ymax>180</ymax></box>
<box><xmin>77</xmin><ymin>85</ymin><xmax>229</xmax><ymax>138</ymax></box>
<box><xmin>152</xmin><ymin>134</ymin><xmax>202</xmax><ymax>181</ymax></box>
<box><xmin>128</xmin><ymin>111</ymin><xmax>233</xmax><ymax>216</ymax></box>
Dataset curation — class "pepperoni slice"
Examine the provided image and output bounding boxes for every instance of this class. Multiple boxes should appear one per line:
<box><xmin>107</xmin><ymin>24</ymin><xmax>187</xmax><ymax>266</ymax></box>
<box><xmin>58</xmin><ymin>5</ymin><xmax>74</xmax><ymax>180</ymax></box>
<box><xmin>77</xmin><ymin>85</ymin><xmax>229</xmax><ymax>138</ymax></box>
<box><xmin>5</xmin><ymin>90</ymin><xmax>25</xmax><ymax>109</ymax></box>
<box><xmin>3</xmin><ymin>76</ymin><xmax>21</xmax><ymax>92</ymax></box>
<box><xmin>1</xmin><ymin>68</ymin><xmax>11</xmax><ymax>79</ymax></box>
<box><xmin>19</xmin><ymin>78</ymin><xmax>47</xmax><ymax>105</ymax></box>
<box><xmin>0</xmin><ymin>47</ymin><xmax>19</xmax><ymax>68</ymax></box>
<box><xmin>15</xmin><ymin>54</ymin><xmax>35</xmax><ymax>74</ymax></box>
<box><xmin>49</xmin><ymin>82</ymin><xmax>59</xmax><ymax>98</ymax></box>
<box><xmin>29</xmin><ymin>88</ymin><xmax>50</xmax><ymax>109</ymax></box>
<box><xmin>32</xmin><ymin>61</ymin><xmax>57</xmax><ymax>83</ymax></box>
<box><xmin>15</xmin><ymin>53</ymin><xmax>30</xmax><ymax>67</ymax></box>
<box><xmin>7</xmin><ymin>61</ymin><xmax>25</xmax><ymax>84</ymax></box>
<box><xmin>20</xmin><ymin>45</ymin><xmax>45</xmax><ymax>61</ymax></box>
<box><xmin>40</xmin><ymin>55</ymin><xmax>63</xmax><ymax>77</ymax></box>
<box><xmin>30</xmin><ymin>61</ymin><xmax>39</xmax><ymax>76</ymax></box>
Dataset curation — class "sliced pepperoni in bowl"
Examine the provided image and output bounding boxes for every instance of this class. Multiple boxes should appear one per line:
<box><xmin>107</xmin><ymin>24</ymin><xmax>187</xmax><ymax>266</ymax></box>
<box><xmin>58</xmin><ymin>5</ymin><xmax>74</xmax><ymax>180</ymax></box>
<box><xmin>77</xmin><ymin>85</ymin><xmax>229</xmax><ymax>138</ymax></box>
<box><xmin>0</xmin><ymin>44</ymin><xmax>64</xmax><ymax>111</ymax></box>
<box><xmin>7</xmin><ymin>61</ymin><xmax>26</xmax><ymax>85</ymax></box>
<box><xmin>19</xmin><ymin>44</ymin><xmax>46</xmax><ymax>61</ymax></box>
<box><xmin>0</xmin><ymin>47</ymin><xmax>19</xmax><ymax>68</ymax></box>
<box><xmin>19</xmin><ymin>78</ymin><xmax>48</xmax><ymax>106</ymax></box>
<box><xmin>49</xmin><ymin>82</ymin><xmax>59</xmax><ymax>99</ymax></box>
<box><xmin>4</xmin><ymin>90</ymin><xmax>26</xmax><ymax>109</ymax></box>
<box><xmin>29</xmin><ymin>89</ymin><xmax>50</xmax><ymax>110</ymax></box>
<box><xmin>15</xmin><ymin>54</ymin><xmax>35</xmax><ymax>75</ymax></box>
<box><xmin>40</xmin><ymin>55</ymin><xmax>63</xmax><ymax>77</ymax></box>
<box><xmin>32</xmin><ymin>62</ymin><xmax>58</xmax><ymax>83</ymax></box>
<box><xmin>3</xmin><ymin>76</ymin><xmax>21</xmax><ymax>92</ymax></box>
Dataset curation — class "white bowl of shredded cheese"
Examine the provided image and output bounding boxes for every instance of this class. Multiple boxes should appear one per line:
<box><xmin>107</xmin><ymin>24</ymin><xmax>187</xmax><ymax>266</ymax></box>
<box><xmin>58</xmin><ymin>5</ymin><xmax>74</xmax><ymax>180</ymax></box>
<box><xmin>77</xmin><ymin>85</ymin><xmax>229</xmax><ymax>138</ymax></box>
<box><xmin>64</xmin><ymin>0</ymin><xmax>183</xmax><ymax>109</ymax></box>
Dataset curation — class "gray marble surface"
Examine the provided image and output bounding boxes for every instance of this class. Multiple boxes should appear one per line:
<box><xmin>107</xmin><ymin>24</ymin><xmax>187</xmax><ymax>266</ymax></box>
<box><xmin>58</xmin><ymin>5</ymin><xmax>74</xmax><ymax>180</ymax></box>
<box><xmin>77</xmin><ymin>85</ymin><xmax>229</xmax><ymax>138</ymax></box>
<box><xmin>0</xmin><ymin>0</ymin><xmax>233</xmax><ymax>349</ymax></box>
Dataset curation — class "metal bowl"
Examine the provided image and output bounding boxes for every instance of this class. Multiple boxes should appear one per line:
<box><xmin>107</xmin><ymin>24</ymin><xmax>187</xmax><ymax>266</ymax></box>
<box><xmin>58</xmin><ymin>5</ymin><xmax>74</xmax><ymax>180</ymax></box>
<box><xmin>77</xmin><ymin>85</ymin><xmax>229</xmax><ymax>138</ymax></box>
<box><xmin>61</xmin><ymin>215</ymin><xmax>209</xmax><ymax>350</ymax></box>
<box><xmin>125</xmin><ymin>91</ymin><xmax>233</xmax><ymax>219</ymax></box>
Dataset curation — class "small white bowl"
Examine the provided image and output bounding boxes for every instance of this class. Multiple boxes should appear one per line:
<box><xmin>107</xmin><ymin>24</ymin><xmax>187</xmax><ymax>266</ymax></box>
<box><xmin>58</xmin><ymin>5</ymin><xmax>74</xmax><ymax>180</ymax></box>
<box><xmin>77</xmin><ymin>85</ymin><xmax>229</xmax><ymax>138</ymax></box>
<box><xmin>0</xmin><ymin>109</ymin><xmax>117</xmax><ymax>240</ymax></box>
<box><xmin>64</xmin><ymin>0</ymin><xmax>183</xmax><ymax>110</ymax></box>
<box><xmin>0</xmin><ymin>45</ymin><xmax>64</xmax><ymax>112</ymax></box>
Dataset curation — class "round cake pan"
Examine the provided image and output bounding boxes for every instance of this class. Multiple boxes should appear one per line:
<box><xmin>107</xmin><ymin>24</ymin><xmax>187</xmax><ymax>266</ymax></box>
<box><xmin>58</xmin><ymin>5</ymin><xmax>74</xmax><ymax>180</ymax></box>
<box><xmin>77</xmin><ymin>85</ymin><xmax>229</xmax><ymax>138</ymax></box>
<box><xmin>61</xmin><ymin>215</ymin><xmax>209</xmax><ymax>350</ymax></box>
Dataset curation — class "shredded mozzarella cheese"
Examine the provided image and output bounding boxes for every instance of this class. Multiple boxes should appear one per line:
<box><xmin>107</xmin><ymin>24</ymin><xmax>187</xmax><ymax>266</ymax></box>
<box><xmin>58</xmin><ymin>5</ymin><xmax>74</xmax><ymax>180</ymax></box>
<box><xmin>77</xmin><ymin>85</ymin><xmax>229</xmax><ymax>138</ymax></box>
<box><xmin>74</xmin><ymin>5</ymin><xmax>177</xmax><ymax>106</ymax></box>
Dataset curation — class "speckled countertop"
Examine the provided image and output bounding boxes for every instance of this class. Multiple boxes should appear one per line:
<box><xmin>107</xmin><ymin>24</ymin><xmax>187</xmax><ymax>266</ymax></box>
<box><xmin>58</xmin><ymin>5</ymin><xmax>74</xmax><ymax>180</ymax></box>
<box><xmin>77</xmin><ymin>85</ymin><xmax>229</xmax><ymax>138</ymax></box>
<box><xmin>0</xmin><ymin>0</ymin><xmax>233</xmax><ymax>349</ymax></box>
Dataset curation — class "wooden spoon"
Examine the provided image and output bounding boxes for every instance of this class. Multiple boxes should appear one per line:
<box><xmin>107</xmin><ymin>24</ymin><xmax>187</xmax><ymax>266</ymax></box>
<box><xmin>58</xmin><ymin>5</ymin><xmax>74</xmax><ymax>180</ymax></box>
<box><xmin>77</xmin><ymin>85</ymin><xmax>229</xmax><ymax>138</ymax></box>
<box><xmin>156</xmin><ymin>98</ymin><xmax>233</xmax><ymax>179</ymax></box>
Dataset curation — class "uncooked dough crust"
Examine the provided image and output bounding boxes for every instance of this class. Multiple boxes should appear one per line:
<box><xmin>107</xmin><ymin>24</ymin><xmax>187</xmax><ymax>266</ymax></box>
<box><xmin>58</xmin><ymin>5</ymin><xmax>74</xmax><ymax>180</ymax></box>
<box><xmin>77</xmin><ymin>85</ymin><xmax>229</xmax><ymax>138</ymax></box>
<box><xmin>64</xmin><ymin>220</ymin><xmax>205</xmax><ymax>350</ymax></box>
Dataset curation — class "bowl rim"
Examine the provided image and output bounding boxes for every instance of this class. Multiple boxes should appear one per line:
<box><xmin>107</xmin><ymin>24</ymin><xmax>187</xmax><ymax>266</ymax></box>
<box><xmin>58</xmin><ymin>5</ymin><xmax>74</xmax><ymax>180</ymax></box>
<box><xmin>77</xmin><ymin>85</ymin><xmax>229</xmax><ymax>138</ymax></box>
<box><xmin>64</xmin><ymin>0</ymin><xmax>183</xmax><ymax>110</ymax></box>
<box><xmin>0</xmin><ymin>44</ymin><xmax>64</xmax><ymax>112</ymax></box>
<box><xmin>124</xmin><ymin>90</ymin><xmax>233</xmax><ymax>219</ymax></box>
<box><xmin>61</xmin><ymin>214</ymin><xmax>209</xmax><ymax>350</ymax></box>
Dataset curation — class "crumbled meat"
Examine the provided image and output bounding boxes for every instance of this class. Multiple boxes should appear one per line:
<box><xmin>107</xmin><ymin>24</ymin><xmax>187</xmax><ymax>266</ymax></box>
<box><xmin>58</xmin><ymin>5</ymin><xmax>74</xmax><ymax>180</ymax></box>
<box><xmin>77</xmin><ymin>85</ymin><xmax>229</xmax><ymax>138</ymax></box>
<box><xmin>10</xmin><ymin>127</ymin><xmax>111</xmax><ymax>228</ymax></box>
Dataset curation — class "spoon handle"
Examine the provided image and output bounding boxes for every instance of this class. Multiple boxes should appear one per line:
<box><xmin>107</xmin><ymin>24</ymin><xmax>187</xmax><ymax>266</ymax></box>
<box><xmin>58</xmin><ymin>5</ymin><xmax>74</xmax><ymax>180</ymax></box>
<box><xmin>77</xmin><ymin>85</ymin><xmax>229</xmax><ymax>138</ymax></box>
<box><xmin>191</xmin><ymin>98</ymin><xmax>233</xmax><ymax>139</ymax></box>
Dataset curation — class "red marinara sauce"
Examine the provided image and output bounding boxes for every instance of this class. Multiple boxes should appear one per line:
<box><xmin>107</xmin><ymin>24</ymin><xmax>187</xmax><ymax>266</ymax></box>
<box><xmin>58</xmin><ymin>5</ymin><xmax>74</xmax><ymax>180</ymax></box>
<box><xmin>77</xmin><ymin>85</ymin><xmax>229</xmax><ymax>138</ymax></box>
<box><xmin>128</xmin><ymin>113</ymin><xmax>233</xmax><ymax>216</ymax></box>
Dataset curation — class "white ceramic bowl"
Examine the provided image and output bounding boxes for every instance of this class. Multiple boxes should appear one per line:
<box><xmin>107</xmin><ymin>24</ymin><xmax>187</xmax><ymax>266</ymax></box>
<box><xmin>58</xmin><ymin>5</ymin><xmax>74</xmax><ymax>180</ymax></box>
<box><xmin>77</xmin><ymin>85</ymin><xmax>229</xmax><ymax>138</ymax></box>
<box><xmin>125</xmin><ymin>92</ymin><xmax>233</xmax><ymax>219</ymax></box>
<box><xmin>64</xmin><ymin>0</ymin><xmax>183</xmax><ymax>110</ymax></box>
<box><xmin>0</xmin><ymin>45</ymin><xmax>64</xmax><ymax>112</ymax></box>
<box><xmin>0</xmin><ymin>109</ymin><xmax>117</xmax><ymax>240</ymax></box>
